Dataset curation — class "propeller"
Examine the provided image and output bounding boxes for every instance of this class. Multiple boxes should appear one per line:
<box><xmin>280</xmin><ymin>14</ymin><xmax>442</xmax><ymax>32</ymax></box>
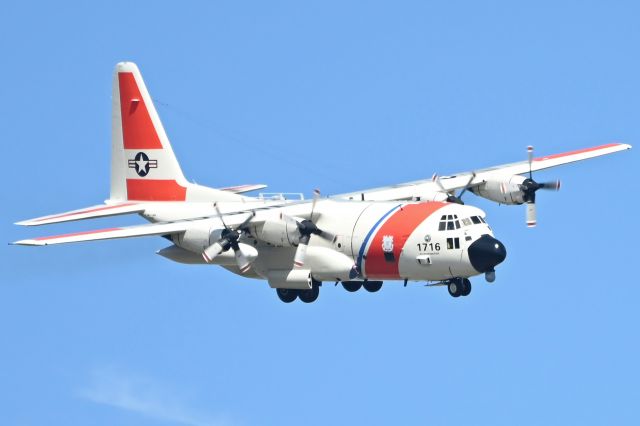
<box><xmin>431</xmin><ymin>172</ymin><xmax>476</xmax><ymax>204</ymax></box>
<box><xmin>522</xmin><ymin>146</ymin><xmax>561</xmax><ymax>227</ymax></box>
<box><xmin>202</xmin><ymin>204</ymin><xmax>256</xmax><ymax>273</ymax></box>
<box><xmin>281</xmin><ymin>189</ymin><xmax>336</xmax><ymax>268</ymax></box>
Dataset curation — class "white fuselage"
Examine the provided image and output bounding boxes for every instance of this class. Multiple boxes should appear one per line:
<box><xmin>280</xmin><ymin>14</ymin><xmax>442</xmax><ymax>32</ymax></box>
<box><xmin>147</xmin><ymin>199</ymin><xmax>497</xmax><ymax>283</ymax></box>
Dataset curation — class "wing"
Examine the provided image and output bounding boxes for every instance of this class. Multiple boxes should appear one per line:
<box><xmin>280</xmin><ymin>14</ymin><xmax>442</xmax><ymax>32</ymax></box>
<box><xmin>11</xmin><ymin>221</ymin><xmax>191</xmax><ymax>246</ymax></box>
<box><xmin>12</xmin><ymin>207</ymin><xmax>268</xmax><ymax>247</ymax></box>
<box><xmin>332</xmin><ymin>143</ymin><xmax>632</xmax><ymax>201</ymax></box>
<box><xmin>15</xmin><ymin>202</ymin><xmax>147</xmax><ymax>226</ymax></box>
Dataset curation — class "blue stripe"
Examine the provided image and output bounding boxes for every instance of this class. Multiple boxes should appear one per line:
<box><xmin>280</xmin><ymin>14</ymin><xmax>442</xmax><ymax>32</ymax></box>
<box><xmin>356</xmin><ymin>204</ymin><xmax>402</xmax><ymax>275</ymax></box>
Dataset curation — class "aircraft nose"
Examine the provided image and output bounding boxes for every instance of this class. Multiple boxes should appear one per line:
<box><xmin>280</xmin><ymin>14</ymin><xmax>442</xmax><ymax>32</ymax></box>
<box><xmin>468</xmin><ymin>234</ymin><xmax>507</xmax><ymax>273</ymax></box>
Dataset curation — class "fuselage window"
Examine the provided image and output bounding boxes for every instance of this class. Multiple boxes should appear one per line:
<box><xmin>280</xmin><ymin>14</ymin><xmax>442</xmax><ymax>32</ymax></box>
<box><xmin>446</xmin><ymin>237</ymin><xmax>461</xmax><ymax>249</ymax></box>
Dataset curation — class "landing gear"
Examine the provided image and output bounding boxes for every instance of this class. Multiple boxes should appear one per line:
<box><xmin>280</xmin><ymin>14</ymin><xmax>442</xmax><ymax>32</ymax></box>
<box><xmin>461</xmin><ymin>279</ymin><xmax>471</xmax><ymax>296</ymax></box>
<box><xmin>363</xmin><ymin>281</ymin><xmax>383</xmax><ymax>293</ymax></box>
<box><xmin>276</xmin><ymin>288</ymin><xmax>298</xmax><ymax>303</ymax></box>
<box><xmin>447</xmin><ymin>278</ymin><xmax>471</xmax><ymax>298</ymax></box>
<box><xmin>277</xmin><ymin>280</ymin><xmax>321</xmax><ymax>303</ymax></box>
<box><xmin>342</xmin><ymin>281</ymin><xmax>362</xmax><ymax>292</ymax></box>
<box><xmin>298</xmin><ymin>285</ymin><xmax>320</xmax><ymax>303</ymax></box>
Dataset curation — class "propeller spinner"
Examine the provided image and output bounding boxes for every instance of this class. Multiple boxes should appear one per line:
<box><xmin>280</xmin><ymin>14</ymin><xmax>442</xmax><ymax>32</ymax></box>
<box><xmin>202</xmin><ymin>204</ymin><xmax>256</xmax><ymax>273</ymax></box>
<box><xmin>281</xmin><ymin>189</ymin><xmax>336</xmax><ymax>268</ymax></box>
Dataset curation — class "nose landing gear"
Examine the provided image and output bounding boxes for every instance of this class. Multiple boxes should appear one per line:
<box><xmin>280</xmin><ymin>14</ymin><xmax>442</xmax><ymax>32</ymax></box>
<box><xmin>447</xmin><ymin>278</ymin><xmax>471</xmax><ymax>297</ymax></box>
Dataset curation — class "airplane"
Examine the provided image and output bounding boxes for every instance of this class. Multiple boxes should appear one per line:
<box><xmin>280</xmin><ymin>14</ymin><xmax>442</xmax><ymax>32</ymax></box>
<box><xmin>12</xmin><ymin>62</ymin><xmax>632</xmax><ymax>303</ymax></box>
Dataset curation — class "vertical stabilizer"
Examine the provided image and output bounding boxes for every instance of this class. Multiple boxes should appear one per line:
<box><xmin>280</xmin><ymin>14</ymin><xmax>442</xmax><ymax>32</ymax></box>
<box><xmin>110</xmin><ymin>62</ymin><xmax>243</xmax><ymax>202</ymax></box>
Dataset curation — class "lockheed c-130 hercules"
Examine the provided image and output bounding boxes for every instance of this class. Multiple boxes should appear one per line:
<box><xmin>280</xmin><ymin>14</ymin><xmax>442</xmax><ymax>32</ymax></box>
<box><xmin>12</xmin><ymin>62</ymin><xmax>632</xmax><ymax>303</ymax></box>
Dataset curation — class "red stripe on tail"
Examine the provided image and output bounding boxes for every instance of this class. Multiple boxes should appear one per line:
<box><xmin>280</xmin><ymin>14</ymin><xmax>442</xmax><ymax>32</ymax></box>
<box><xmin>118</xmin><ymin>72</ymin><xmax>163</xmax><ymax>150</ymax></box>
<box><xmin>126</xmin><ymin>179</ymin><xmax>187</xmax><ymax>201</ymax></box>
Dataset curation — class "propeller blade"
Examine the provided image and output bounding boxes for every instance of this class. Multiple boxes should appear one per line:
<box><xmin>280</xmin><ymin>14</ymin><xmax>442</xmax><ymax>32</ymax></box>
<box><xmin>457</xmin><ymin>172</ymin><xmax>476</xmax><ymax>199</ymax></box>
<box><xmin>432</xmin><ymin>173</ymin><xmax>463</xmax><ymax>203</ymax></box>
<box><xmin>293</xmin><ymin>234</ymin><xmax>311</xmax><ymax>267</ymax></box>
<box><xmin>527</xmin><ymin>145</ymin><xmax>534</xmax><ymax>179</ymax></box>
<box><xmin>213</xmin><ymin>202</ymin><xmax>229</xmax><ymax>230</ymax></box>
<box><xmin>202</xmin><ymin>240</ymin><xmax>225</xmax><ymax>263</ymax></box>
<box><xmin>234</xmin><ymin>247</ymin><xmax>252</xmax><ymax>273</ymax></box>
<box><xmin>526</xmin><ymin>202</ymin><xmax>537</xmax><ymax>228</ymax></box>
<box><xmin>310</xmin><ymin>189</ymin><xmax>321</xmax><ymax>222</ymax></box>
<box><xmin>539</xmin><ymin>180</ymin><xmax>561</xmax><ymax>191</ymax></box>
<box><xmin>431</xmin><ymin>173</ymin><xmax>446</xmax><ymax>192</ymax></box>
<box><xmin>237</xmin><ymin>210</ymin><xmax>256</xmax><ymax>229</ymax></box>
<box><xmin>293</xmin><ymin>243</ymin><xmax>308</xmax><ymax>267</ymax></box>
<box><xmin>318</xmin><ymin>229</ymin><xmax>337</xmax><ymax>243</ymax></box>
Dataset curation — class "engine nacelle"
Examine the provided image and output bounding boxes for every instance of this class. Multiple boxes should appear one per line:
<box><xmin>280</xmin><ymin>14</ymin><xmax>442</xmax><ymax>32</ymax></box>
<box><xmin>174</xmin><ymin>225</ymin><xmax>217</xmax><ymax>253</ymax></box>
<box><xmin>303</xmin><ymin>246</ymin><xmax>357</xmax><ymax>281</ymax></box>
<box><xmin>267</xmin><ymin>269</ymin><xmax>312</xmax><ymax>289</ymax></box>
<box><xmin>471</xmin><ymin>175</ymin><xmax>527</xmax><ymax>205</ymax></box>
<box><xmin>258</xmin><ymin>218</ymin><xmax>300</xmax><ymax>247</ymax></box>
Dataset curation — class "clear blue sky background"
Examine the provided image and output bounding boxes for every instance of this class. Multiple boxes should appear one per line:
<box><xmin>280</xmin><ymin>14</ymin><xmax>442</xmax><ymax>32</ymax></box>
<box><xmin>1</xmin><ymin>1</ymin><xmax>638</xmax><ymax>425</ymax></box>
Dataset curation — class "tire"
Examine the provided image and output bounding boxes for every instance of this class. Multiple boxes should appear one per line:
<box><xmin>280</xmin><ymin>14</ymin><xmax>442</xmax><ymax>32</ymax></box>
<box><xmin>298</xmin><ymin>286</ymin><xmax>320</xmax><ymax>303</ymax></box>
<box><xmin>448</xmin><ymin>280</ymin><xmax>461</xmax><ymax>298</ymax></box>
<box><xmin>276</xmin><ymin>288</ymin><xmax>298</xmax><ymax>303</ymax></box>
<box><xmin>461</xmin><ymin>279</ymin><xmax>472</xmax><ymax>296</ymax></box>
<box><xmin>363</xmin><ymin>281</ymin><xmax>383</xmax><ymax>293</ymax></box>
<box><xmin>342</xmin><ymin>281</ymin><xmax>362</xmax><ymax>292</ymax></box>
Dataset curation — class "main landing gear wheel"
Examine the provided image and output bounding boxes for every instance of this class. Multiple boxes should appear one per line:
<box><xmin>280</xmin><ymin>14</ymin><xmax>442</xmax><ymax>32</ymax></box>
<box><xmin>447</xmin><ymin>280</ymin><xmax>461</xmax><ymax>298</ymax></box>
<box><xmin>298</xmin><ymin>286</ymin><xmax>320</xmax><ymax>303</ymax></box>
<box><xmin>461</xmin><ymin>278</ymin><xmax>471</xmax><ymax>296</ymax></box>
<box><xmin>363</xmin><ymin>281</ymin><xmax>383</xmax><ymax>293</ymax></box>
<box><xmin>342</xmin><ymin>281</ymin><xmax>362</xmax><ymax>292</ymax></box>
<box><xmin>276</xmin><ymin>288</ymin><xmax>298</xmax><ymax>303</ymax></box>
<box><xmin>448</xmin><ymin>278</ymin><xmax>471</xmax><ymax>298</ymax></box>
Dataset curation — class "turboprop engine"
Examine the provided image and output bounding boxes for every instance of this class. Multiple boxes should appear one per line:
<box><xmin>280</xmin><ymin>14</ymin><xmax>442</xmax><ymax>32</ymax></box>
<box><xmin>470</xmin><ymin>175</ymin><xmax>528</xmax><ymax>205</ymax></box>
<box><xmin>258</xmin><ymin>218</ymin><xmax>300</xmax><ymax>247</ymax></box>
<box><xmin>469</xmin><ymin>147</ymin><xmax>561</xmax><ymax>227</ymax></box>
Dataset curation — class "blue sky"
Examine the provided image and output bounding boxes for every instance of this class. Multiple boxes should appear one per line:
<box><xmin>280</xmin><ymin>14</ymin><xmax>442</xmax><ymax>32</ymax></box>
<box><xmin>1</xmin><ymin>1</ymin><xmax>639</xmax><ymax>425</ymax></box>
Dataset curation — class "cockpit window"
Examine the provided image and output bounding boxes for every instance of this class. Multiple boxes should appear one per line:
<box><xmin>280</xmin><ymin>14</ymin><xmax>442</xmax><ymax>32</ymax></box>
<box><xmin>462</xmin><ymin>218</ymin><xmax>472</xmax><ymax>226</ymax></box>
<box><xmin>439</xmin><ymin>214</ymin><xmax>460</xmax><ymax>231</ymax></box>
<box><xmin>471</xmin><ymin>216</ymin><xmax>481</xmax><ymax>224</ymax></box>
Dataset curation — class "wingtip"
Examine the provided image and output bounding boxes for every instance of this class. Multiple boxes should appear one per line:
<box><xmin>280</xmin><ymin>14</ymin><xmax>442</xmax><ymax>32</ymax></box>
<box><xmin>611</xmin><ymin>141</ymin><xmax>632</xmax><ymax>150</ymax></box>
<box><xmin>10</xmin><ymin>239</ymin><xmax>43</xmax><ymax>246</ymax></box>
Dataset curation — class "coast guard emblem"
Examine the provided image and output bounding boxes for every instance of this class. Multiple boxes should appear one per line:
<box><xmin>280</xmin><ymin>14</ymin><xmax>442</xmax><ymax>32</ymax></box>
<box><xmin>382</xmin><ymin>235</ymin><xmax>395</xmax><ymax>263</ymax></box>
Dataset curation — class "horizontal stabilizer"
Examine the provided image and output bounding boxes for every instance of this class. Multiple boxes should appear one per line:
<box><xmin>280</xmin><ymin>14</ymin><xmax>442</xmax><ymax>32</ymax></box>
<box><xmin>219</xmin><ymin>184</ymin><xmax>268</xmax><ymax>194</ymax></box>
<box><xmin>11</xmin><ymin>221</ymin><xmax>189</xmax><ymax>246</ymax></box>
<box><xmin>15</xmin><ymin>202</ymin><xmax>146</xmax><ymax>226</ymax></box>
